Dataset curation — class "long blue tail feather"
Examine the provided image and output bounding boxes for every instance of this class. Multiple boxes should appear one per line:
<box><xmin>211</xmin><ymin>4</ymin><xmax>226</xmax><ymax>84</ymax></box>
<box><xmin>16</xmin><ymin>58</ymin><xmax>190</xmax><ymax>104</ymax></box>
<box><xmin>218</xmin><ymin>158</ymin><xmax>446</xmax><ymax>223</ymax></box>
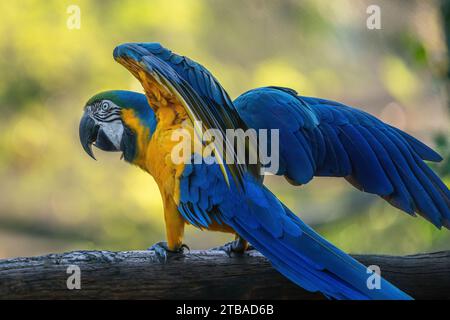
<box><xmin>221</xmin><ymin>183</ymin><xmax>413</xmax><ymax>300</ymax></box>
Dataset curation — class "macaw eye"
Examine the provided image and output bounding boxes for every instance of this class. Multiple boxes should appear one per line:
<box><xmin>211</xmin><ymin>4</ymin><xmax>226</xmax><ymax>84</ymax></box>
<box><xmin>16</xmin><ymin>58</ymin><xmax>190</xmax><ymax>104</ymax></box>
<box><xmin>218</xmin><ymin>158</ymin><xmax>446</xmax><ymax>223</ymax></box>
<box><xmin>101</xmin><ymin>102</ymin><xmax>110</xmax><ymax>111</ymax></box>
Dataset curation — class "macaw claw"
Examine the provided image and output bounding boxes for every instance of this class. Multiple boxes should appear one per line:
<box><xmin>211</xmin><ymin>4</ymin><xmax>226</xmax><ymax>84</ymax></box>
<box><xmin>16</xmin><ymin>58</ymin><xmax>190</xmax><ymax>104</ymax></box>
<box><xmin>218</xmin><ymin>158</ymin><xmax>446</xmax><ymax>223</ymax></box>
<box><xmin>210</xmin><ymin>238</ymin><xmax>254</xmax><ymax>257</ymax></box>
<box><xmin>147</xmin><ymin>241</ymin><xmax>189</xmax><ymax>263</ymax></box>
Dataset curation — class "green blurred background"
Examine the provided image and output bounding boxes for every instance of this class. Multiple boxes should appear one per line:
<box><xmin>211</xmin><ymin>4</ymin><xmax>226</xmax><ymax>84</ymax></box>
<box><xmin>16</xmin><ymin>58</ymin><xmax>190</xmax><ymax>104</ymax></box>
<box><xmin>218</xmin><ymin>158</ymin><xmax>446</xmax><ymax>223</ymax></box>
<box><xmin>0</xmin><ymin>0</ymin><xmax>449</xmax><ymax>258</ymax></box>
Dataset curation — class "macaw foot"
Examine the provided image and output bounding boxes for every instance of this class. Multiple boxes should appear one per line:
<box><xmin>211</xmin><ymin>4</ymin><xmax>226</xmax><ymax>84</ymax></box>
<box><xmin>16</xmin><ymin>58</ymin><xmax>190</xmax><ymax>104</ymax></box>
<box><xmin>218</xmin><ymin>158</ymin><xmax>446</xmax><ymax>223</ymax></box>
<box><xmin>147</xmin><ymin>241</ymin><xmax>189</xmax><ymax>262</ymax></box>
<box><xmin>210</xmin><ymin>237</ymin><xmax>253</xmax><ymax>257</ymax></box>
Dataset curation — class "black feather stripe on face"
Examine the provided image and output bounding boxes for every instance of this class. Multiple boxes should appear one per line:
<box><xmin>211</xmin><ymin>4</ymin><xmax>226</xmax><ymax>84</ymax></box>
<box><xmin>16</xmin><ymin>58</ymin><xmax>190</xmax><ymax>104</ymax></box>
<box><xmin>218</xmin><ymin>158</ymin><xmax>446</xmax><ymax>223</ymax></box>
<box><xmin>89</xmin><ymin>100</ymin><xmax>122</xmax><ymax>123</ymax></box>
<box><xmin>120</xmin><ymin>124</ymin><xmax>137</xmax><ymax>162</ymax></box>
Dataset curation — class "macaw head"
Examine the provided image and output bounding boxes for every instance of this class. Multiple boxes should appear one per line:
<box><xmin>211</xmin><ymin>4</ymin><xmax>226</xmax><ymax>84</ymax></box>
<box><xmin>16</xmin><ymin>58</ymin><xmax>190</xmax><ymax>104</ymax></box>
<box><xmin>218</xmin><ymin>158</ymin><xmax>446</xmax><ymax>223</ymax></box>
<box><xmin>79</xmin><ymin>90</ymin><xmax>156</xmax><ymax>163</ymax></box>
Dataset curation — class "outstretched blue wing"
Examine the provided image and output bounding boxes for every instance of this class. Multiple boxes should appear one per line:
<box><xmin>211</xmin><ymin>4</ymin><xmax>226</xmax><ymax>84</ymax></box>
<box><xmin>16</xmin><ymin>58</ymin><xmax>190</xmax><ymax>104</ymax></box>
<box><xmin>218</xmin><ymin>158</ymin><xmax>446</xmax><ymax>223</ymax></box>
<box><xmin>179</xmin><ymin>156</ymin><xmax>412</xmax><ymax>300</ymax></box>
<box><xmin>114</xmin><ymin>43</ymin><xmax>259</xmax><ymax>186</ymax></box>
<box><xmin>234</xmin><ymin>87</ymin><xmax>450</xmax><ymax>229</ymax></box>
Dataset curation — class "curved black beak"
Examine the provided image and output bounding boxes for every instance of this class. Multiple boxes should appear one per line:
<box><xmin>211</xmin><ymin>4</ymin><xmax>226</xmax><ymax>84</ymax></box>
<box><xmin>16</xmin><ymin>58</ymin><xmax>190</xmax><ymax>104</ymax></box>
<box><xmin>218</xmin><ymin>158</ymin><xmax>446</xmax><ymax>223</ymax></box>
<box><xmin>79</xmin><ymin>111</ymin><xmax>122</xmax><ymax>160</ymax></box>
<box><xmin>79</xmin><ymin>112</ymin><xmax>99</xmax><ymax>160</ymax></box>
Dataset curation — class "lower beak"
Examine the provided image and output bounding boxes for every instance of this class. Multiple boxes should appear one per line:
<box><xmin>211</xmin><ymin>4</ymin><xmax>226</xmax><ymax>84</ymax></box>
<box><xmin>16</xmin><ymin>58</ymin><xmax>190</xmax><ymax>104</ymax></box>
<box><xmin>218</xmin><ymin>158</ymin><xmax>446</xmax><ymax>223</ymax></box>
<box><xmin>79</xmin><ymin>112</ymin><xmax>99</xmax><ymax>160</ymax></box>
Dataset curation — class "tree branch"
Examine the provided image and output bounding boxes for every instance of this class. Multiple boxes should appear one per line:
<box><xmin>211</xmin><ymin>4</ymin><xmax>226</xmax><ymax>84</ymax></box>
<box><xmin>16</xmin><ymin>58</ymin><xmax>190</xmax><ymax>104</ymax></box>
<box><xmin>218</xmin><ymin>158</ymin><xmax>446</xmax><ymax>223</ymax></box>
<box><xmin>0</xmin><ymin>250</ymin><xmax>449</xmax><ymax>299</ymax></box>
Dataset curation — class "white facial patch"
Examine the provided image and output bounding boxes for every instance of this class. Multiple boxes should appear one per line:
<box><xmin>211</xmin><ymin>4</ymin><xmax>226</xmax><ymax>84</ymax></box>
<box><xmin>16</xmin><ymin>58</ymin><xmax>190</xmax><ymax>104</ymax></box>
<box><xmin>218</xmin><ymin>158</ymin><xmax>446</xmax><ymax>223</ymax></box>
<box><xmin>100</xmin><ymin>120</ymin><xmax>124</xmax><ymax>150</ymax></box>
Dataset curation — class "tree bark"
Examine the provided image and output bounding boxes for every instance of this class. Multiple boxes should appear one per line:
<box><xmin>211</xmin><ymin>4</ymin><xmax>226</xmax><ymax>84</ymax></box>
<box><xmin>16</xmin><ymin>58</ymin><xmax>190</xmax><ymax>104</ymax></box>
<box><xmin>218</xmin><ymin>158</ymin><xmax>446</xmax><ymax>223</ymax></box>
<box><xmin>0</xmin><ymin>249</ymin><xmax>449</xmax><ymax>300</ymax></box>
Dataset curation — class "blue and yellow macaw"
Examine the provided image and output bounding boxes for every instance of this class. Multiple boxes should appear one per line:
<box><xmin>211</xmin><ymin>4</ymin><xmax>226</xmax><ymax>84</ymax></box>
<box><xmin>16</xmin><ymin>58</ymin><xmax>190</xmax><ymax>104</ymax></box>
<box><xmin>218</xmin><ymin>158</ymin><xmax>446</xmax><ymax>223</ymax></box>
<box><xmin>79</xmin><ymin>43</ymin><xmax>450</xmax><ymax>300</ymax></box>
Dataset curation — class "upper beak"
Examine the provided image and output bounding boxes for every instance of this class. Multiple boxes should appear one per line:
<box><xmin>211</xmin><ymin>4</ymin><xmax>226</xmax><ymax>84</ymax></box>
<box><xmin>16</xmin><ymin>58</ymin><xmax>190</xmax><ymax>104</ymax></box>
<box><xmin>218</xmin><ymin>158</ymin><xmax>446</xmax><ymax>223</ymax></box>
<box><xmin>79</xmin><ymin>112</ymin><xmax>99</xmax><ymax>160</ymax></box>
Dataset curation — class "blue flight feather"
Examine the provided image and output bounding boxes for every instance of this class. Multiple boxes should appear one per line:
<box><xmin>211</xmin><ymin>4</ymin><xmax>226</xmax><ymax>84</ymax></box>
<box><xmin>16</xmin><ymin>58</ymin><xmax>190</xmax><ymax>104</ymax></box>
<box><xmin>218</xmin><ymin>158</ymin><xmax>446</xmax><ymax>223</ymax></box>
<box><xmin>234</xmin><ymin>87</ymin><xmax>449</xmax><ymax>228</ymax></box>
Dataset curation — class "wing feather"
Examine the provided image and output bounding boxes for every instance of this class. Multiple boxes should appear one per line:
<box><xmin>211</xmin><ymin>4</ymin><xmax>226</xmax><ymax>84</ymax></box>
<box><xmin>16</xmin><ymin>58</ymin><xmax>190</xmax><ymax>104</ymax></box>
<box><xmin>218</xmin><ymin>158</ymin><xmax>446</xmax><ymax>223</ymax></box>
<box><xmin>235</xmin><ymin>86</ymin><xmax>449</xmax><ymax>228</ymax></box>
<box><xmin>114</xmin><ymin>42</ymin><xmax>260</xmax><ymax>188</ymax></box>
